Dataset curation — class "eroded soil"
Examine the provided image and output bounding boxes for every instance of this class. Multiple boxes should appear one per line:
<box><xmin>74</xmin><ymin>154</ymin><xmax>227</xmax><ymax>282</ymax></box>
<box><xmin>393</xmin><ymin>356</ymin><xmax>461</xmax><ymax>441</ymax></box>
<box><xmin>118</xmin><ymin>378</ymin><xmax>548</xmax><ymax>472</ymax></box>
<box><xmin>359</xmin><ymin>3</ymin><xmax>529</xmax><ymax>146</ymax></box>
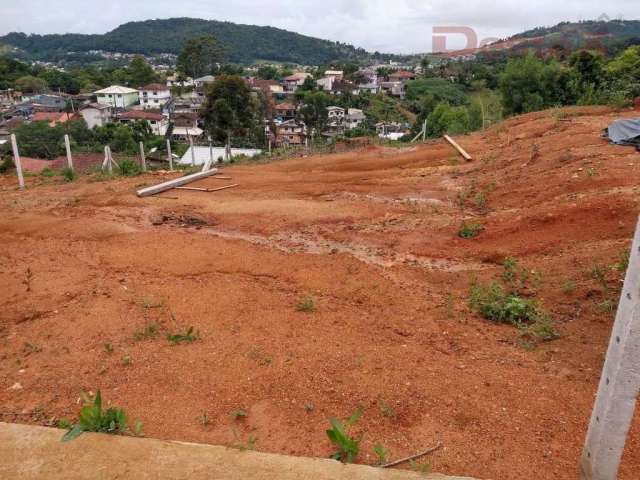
<box><xmin>1</xmin><ymin>106</ymin><xmax>640</xmax><ymax>479</ymax></box>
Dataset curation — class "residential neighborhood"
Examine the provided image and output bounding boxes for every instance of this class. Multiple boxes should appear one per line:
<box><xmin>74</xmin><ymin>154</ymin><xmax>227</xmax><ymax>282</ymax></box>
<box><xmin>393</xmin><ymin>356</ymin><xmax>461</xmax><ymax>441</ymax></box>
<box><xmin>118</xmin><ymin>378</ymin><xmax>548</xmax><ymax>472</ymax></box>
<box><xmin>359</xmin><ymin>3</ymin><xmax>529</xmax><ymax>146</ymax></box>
<box><xmin>0</xmin><ymin>59</ymin><xmax>420</xmax><ymax>150</ymax></box>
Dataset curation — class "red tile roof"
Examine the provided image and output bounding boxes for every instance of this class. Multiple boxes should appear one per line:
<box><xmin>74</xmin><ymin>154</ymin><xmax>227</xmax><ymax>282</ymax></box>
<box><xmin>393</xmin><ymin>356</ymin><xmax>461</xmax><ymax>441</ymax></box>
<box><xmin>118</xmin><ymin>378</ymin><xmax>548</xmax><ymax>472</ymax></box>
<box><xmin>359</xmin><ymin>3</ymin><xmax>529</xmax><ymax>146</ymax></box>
<box><xmin>141</xmin><ymin>83</ymin><xmax>169</xmax><ymax>92</ymax></box>
<box><xmin>31</xmin><ymin>112</ymin><xmax>78</xmax><ymax>125</ymax></box>
<box><xmin>119</xmin><ymin>110</ymin><xmax>164</xmax><ymax>121</ymax></box>
<box><xmin>274</xmin><ymin>102</ymin><xmax>296</xmax><ymax>111</ymax></box>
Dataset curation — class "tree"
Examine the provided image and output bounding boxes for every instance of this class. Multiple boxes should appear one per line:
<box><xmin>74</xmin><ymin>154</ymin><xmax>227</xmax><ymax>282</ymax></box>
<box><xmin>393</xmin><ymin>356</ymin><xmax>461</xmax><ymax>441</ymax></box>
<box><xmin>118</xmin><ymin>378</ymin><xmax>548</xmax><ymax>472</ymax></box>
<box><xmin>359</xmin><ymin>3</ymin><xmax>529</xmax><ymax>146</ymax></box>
<box><xmin>256</xmin><ymin>65</ymin><xmax>279</xmax><ymax>80</ymax></box>
<box><xmin>177</xmin><ymin>35</ymin><xmax>225</xmax><ymax>79</ymax></box>
<box><xmin>297</xmin><ymin>91</ymin><xmax>330</xmax><ymax>134</ymax></box>
<box><xmin>15</xmin><ymin>75</ymin><xmax>47</xmax><ymax>93</ymax></box>
<box><xmin>426</xmin><ymin>102</ymin><xmax>469</xmax><ymax>137</ymax></box>
<box><xmin>201</xmin><ymin>75</ymin><xmax>256</xmax><ymax>150</ymax></box>
<box><xmin>111</xmin><ymin>125</ymin><xmax>137</xmax><ymax>153</ymax></box>
<box><xmin>128</xmin><ymin>55</ymin><xmax>157</xmax><ymax>87</ymax></box>
<box><xmin>499</xmin><ymin>52</ymin><xmax>578</xmax><ymax>115</ymax></box>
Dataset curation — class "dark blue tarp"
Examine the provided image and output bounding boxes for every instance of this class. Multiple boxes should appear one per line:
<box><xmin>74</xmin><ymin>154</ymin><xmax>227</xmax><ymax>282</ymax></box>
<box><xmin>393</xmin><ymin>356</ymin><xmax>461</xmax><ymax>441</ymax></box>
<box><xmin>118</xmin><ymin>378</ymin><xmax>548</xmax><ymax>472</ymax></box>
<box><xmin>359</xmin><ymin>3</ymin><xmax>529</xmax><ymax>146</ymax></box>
<box><xmin>604</xmin><ymin>119</ymin><xmax>640</xmax><ymax>150</ymax></box>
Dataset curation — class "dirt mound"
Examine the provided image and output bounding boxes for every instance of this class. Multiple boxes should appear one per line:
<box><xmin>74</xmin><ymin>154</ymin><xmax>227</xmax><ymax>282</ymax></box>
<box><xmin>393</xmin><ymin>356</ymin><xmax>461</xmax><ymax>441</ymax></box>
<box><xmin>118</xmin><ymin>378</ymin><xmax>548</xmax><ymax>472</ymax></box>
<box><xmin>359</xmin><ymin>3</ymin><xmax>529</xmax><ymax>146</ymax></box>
<box><xmin>1</xmin><ymin>106</ymin><xmax>639</xmax><ymax>479</ymax></box>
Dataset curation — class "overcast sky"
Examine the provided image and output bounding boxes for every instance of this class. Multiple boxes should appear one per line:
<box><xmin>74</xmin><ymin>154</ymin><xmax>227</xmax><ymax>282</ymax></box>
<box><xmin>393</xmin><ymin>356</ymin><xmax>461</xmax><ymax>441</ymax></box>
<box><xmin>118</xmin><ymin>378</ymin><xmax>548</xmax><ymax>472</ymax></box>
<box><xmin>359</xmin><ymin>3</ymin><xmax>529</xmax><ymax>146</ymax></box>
<box><xmin>1</xmin><ymin>0</ymin><xmax>638</xmax><ymax>53</ymax></box>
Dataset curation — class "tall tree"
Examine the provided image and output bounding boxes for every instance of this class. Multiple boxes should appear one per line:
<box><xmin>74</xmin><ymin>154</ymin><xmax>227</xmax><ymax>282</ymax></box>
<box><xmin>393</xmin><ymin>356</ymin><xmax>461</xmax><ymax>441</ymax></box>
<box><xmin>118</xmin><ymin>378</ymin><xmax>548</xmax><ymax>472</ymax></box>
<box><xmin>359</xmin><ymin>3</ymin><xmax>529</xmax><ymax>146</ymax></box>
<box><xmin>201</xmin><ymin>75</ymin><xmax>256</xmax><ymax>153</ymax></box>
<box><xmin>177</xmin><ymin>35</ymin><xmax>225</xmax><ymax>79</ymax></box>
<box><xmin>128</xmin><ymin>55</ymin><xmax>157</xmax><ymax>87</ymax></box>
<box><xmin>15</xmin><ymin>75</ymin><xmax>47</xmax><ymax>93</ymax></box>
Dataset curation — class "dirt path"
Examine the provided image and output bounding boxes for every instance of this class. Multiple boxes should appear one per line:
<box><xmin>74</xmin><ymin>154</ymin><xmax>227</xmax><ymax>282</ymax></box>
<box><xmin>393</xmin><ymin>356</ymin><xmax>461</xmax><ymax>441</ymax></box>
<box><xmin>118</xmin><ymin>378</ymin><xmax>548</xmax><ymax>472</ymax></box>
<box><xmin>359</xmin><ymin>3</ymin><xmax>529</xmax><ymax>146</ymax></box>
<box><xmin>1</xmin><ymin>106</ymin><xmax>639</xmax><ymax>479</ymax></box>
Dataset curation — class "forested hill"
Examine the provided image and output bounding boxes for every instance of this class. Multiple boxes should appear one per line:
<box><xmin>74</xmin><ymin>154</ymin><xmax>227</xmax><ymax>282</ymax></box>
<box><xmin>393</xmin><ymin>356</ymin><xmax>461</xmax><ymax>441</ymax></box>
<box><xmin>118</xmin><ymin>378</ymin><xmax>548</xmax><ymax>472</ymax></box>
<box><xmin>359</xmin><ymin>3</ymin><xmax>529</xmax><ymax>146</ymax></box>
<box><xmin>0</xmin><ymin>17</ymin><xmax>383</xmax><ymax>65</ymax></box>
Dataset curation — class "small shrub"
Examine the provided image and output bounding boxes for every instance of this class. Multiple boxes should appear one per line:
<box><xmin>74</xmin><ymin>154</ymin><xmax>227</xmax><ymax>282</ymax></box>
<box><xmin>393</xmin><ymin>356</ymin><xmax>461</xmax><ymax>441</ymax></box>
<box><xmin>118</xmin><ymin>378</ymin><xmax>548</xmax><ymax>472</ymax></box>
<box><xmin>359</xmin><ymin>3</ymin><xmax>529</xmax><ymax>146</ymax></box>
<box><xmin>117</xmin><ymin>158</ymin><xmax>141</xmax><ymax>177</ymax></box>
<box><xmin>326</xmin><ymin>408</ymin><xmax>363</xmax><ymax>463</ymax></box>
<box><xmin>231</xmin><ymin>409</ymin><xmax>247</xmax><ymax>420</ymax></box>
<box><xmin>296</xmin><ymin>295</ymin><xmax>316</xmax><ymax>313</ymax></box>
<box><xmin>61</xmin><ymin>390</ymin><xmax>134</xmax><ymax>442</ymax></box>
<box><xmin>61</xmin><ymin>167</ymin><xmax>75</xmax><ymax>182</ymax></box>
<box><xmin>458</xmin><ymin>221</ymin><xmax>483</xmax><ymax>239</ymax></box>
<box><xmin>615</xmin><ymin>248</ymin><xmax>630</xmax><ymax>273</ymax></box>
<box><xmin>167</xmin><ymin>327</ymin><xmax>198</xmax><ymax>345</ymax></box>
<box><xmin>0</xmin><ymin>156</ymin><xmax>15</xmax><ymax>173</ymax></box>
<box><xmin>232</xmin><ymin>429</ymin><xmax>257</xmax><ymax>451</ymax></box>
<box><xmin>133</xmin><ymin>323</ymin><xmax>159</xmax><ymax>341</ymax></box>
<box><xmin>103</xmin><ymin>342</ymin><xmax>114</xmax><ymax>354</ymax></box>
<box><xmin>373</xmin><ymin>443</ymin><xmax>389</xmax><ymax>465</ymax></box>
<box><xmin>470</xmin><ymin>281</ymin><xmax>542</xmax><ymax>325</ymax></box>
<box><xmin>40</xmin><ymin>168</ymin><xmax>56</xmax><ymax>178</ymax></box>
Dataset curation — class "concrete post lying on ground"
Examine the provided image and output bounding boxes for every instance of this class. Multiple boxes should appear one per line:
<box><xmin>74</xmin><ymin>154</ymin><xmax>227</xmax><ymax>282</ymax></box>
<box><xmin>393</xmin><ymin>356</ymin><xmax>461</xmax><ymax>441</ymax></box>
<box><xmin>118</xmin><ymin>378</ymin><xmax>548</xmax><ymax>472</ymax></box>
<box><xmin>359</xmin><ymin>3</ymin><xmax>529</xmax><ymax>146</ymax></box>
<box><xmin>10</xmin><ymin>134</ymin><xmax>25</xmax><ymax>189</ymax></box>
<box><xmin>580</xmin><ymin>216</ymin><xmax>640</xmax><ymax>480</ymax></box>
<box><xmin>64</xmin><ymin>134</ymin><xmax>73</xmax><ymax>171</ymax></box>
<box><xmin>136</xmin><ymin>168</ymin><xmax>218</xmax><ymax>197</ymax></box>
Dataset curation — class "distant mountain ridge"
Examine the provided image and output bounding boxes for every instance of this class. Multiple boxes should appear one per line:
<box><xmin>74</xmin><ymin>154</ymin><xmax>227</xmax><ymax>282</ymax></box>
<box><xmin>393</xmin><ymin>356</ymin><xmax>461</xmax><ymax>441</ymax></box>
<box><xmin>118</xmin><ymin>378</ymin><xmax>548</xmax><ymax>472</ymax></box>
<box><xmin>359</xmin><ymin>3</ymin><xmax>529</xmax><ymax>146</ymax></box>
<box><xmin>0</xmin><ymin>17</ymin><xmax>387</xmax><ymax>65</ymax></box>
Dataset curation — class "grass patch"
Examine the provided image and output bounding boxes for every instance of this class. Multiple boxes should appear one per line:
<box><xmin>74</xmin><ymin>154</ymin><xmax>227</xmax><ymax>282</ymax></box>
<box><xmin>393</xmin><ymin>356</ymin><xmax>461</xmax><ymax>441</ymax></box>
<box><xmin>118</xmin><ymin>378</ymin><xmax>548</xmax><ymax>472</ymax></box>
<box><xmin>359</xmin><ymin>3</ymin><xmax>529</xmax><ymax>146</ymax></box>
<box><xmin>61</xmin><ymin>167</ymin><xmax>75</xmax><ymax>182</ymax></box>
<box><xmin>458</xmin><ymin>221</ymin><xmax>483</xmax><ymax>239</ymax></box>
<box><xmin>133</xmin><ymin>323</ymin><xmax>159</xmax><ymax>342</ymax></box>
<box><xmin>167</xmin><ymin>326</ymin><xmax>198</xmax><ymax>345</ymax></box>
<box><xmin>117</xmin><ymin>158</ymin><xmax>141</xmax><ymax>177</ymax></box>
<box><xmin>296</xmin><ymin>295</ymin><xmax>316</xmax><ymax>313</ymax></box>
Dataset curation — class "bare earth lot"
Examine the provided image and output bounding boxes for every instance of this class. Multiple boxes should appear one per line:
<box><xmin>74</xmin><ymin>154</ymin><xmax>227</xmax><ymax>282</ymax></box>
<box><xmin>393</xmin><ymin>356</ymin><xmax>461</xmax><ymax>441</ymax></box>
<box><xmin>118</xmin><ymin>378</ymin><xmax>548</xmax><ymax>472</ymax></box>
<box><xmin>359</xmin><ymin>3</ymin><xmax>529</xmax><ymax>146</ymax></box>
<box><xmin>1</xmin><ymin>106</ymin><xmax>640</xmax><ymax>479</ymax></box>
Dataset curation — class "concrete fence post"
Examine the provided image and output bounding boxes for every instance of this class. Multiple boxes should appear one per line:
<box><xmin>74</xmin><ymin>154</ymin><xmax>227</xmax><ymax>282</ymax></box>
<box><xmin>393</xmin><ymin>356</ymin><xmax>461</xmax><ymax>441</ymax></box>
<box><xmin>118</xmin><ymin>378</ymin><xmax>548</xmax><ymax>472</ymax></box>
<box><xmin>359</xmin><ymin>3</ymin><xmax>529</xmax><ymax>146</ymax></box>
<box><xmin>580</xmin><ymin>216</ymin><xmax>640</xmax><ymax>479</ymax></box>
<box><xmin>139</xmin><ymin>142</ymin><xmax>146</xmax><ymax>172</ymax></box>
<box><xmin>166</xmin><ymin>139</ymin><xmax>173</xmax><ymax>171</ymax></box>
<box><xmin>64</xmin><ymin>134</ymin><xmax>73</xmax><ymax>171</ymax></box>
<box><xmin>10</xmin><ymin>134</ymin><xmax>24</xmax><ymax>189</ymax></box>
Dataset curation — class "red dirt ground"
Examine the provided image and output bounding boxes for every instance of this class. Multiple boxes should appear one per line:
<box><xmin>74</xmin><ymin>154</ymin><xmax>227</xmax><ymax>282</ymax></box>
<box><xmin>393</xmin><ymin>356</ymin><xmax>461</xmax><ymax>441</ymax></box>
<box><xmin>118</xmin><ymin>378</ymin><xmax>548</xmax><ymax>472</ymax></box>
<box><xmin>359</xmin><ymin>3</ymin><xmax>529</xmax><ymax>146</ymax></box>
<box><xmin>1</xmin><ymin>106</ymin><xmax>640</xmax><ymax>479</ymax></box>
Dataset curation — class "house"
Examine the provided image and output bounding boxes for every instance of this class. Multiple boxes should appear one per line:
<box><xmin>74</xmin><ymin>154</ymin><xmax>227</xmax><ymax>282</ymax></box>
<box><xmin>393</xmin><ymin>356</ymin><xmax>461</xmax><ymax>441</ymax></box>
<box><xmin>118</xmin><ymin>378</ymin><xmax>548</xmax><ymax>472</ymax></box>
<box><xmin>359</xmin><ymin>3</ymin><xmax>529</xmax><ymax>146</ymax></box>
<box><xmin>0</xmin><ymin>89</ymin><xmax>23</xmax><ymax>105</ymax></box>
<box><xmin>324</xmin><ymin>70</ymin><xmax>344</xmax><ymax>81</ymax></box>
<box><xmin>389</xmin><ymin>70</ymin><xmax>416</xmax><ymax>82</ymax></box>
<box><xmin>172</xmin><ymin>111</ymin><xmax>199</xmax><ymax>129</ymax></box>
<box><xmin>80</xmin><ymin>103</ymin><xmax>113</xmax><ymax>129</ymax></box>
<box><xmin>31</xmin><ymin>111</ymin><xmax>79</xmax><ymax>126</ymax></box>
<box><xmin>282</xmin><ymin>73</ymin><xmax>311</xmax><ymax>92</ymax></box>
<box><xmin>118</xmin><ymin>110</ymin><xmax>168</xmax><ymax>135</ymax></box>
<box><xmin>139</xmin><ymin>83</ymin><xmax>171</xmax><ymax>110</ymax></box>
<box><xmin>379</xmin><ymin>81</ymin><xmax>405</xmax><ymax>98</ymax></box>
<box><xmin>316</xmin><ymin>76</ymin><xmax>335</xmax><ymax>92</ymax></box>
<box><xmin>357</xmin><ymin>83</ymin><xmax>381</xmax><ymax>94</ymax></box>
<box><xmin>95</xmin><ymin>86</ymin><xmax>139</xmax><ymax>109</ymax></box>
<box><xmin>173</xmin><ymin>91</ymin><xmax>205</xmax><ymax>114</ymax></box>
<box><xmin>30</xmin><ymin>94</ymin><xmax>67</xmax><ymax>112</ymax></box>
<box><xmin>171</xmin><ymin>126</ymin><xmax>204</xmax><ymax>142</ymax></box>
<box><xmin>376</xmin><ymin>122</ymin><xmax>409</xmax><ymax>140</ymax></box>
<box><xmin>193</xmin><ymin>75</ymin><xmax>215</xmax><ymax>88</ymax></box>
<box><xmin>249</xmin><ymin>79</ymin><xmax>284</xmax><ymax>96</ymax></box>
<box><xmin>275</xmin><ymin>119</ymin><xmax>306</xmax><ymax>146</ymax></box>
<box><xmin>327</xmin><ymin>106</ymin><xmax>345</xmax><ymax>122</ymax></box>
<box><xmin>166</xmin><ymin>74</ymin><xmax>194</xmax><ymax>88</ymax></box>
<box><xmin>274</xmin><ymin>102</ymin><xmax>297</xmax><ymax>121</ymax></box>
<box><xmin>345</xmin><ymin>108</ymin><xmax>366</xmax><ymax>130</ymax></box>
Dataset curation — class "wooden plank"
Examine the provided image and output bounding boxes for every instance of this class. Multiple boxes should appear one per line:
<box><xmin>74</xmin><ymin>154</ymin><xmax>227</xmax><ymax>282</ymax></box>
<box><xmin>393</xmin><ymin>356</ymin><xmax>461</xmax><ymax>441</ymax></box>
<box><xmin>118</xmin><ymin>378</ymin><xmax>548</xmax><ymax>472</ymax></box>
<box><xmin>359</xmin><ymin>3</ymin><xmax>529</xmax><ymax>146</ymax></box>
<box><xmin>580</xmin><ymin>217</ymin><xmax>640</xmax><ymax>480</ymax></box>
<box><xmin>136</xmin><ymin>168</ymin><xmax>219</xmax><ymax>197</ymax></box>
<box><xmin>175</xmin><ymin>186</ymin><xmax>210</xmax><ymax>192</ymax></box>
<box><xmin>207</xmin><ymin>184</ymin><xmax>239</xmax><ymax>192</ymax></box>
<box><xmin>444</xmin><ymin>135</ymin><xmax>472</xmax><ymax>161</ymax></box>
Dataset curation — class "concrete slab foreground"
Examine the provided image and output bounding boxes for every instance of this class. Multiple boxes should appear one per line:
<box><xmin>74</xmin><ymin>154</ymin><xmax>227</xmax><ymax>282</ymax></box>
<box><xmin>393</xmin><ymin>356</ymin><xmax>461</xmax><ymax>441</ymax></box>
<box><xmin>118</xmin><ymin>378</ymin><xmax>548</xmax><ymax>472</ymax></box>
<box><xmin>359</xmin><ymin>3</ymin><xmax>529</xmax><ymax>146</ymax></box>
<box><xmin>0</xmin><ymin>422</ymin><xmax>478</xmax><ymax>480</ymax></box>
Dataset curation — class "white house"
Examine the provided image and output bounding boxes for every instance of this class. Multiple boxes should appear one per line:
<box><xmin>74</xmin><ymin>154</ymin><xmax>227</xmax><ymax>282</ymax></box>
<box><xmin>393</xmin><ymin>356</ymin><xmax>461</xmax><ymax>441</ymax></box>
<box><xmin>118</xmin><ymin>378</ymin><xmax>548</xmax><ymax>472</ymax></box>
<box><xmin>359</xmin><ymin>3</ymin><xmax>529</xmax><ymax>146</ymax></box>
<box><xmin>118</xmin><ymin>110</ymin><xmax>168</xmax><ymax>135</ymax></box>
<box><xmin>327</xmin><ymin>106</ymin><xmax>345</xmax><ymax>122</ymax></box>
<box><xmin>95</xmin><ymin>86</ymin><xmax>139</xmax><ymax>109</ymax></box>
<box><xmin>80</xmin><ymin>103</ymin><xmax>113</xmax><ymax>129</ymax></box>
<box><xmin>316</xmin><ymin>76</ymin><xmax>335</xmax><ymax>92</ymax></box>
<box><xmin>139</xmin><ymin>83</ymin><xmax>171</xmax><ymax>110</ymax></box>
<box><xmin>166</xmin><ymin>74</ymin><xmax>194</xmax><ymax>88</ymax></box>
<box><xmin>345</xmin><ymin>108</ymin><xmax>366</xmax><ymax>130</ymax></box>
<box><xmin>324</xmin><ymin>70</ymin><xmax>344</xmax><ymax>81</ymax></box>
<box><xmin>193</xmin><ymin>75</ymin><xmax>216</xmax><ymax>88</ymax></box>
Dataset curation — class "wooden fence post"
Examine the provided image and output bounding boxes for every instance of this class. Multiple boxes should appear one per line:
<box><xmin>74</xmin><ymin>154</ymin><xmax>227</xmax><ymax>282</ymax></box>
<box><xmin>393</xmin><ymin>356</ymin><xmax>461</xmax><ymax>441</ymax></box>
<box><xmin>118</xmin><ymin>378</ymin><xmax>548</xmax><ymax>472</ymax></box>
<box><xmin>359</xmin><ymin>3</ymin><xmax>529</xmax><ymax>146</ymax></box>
<box><xmin>64</xmin><ymin>134</ymin><xmax>73</xmax><ymax>171</ymax></box>
<box><xmin>580</xmin><ymin>217</ymin><xmax>640</xmax><ymax>479</ymax></box>
<box><xmin>10</xmin><ymin>134</ymin><xmax>24</xmax><ymax>189</ymax></box>
<box><xmin>166</xmin><ymin>139</ymin><xmax>173</xmax><ymax>171</ymax></box>
<box><xmin>107</xmin><ymin>146</ymin><xmax>113</xmax><ymax>174</ymax></box>
<box><xmin>139</xmin><ymin>142</ymin><xmax>146</xmax><ymax>172</ymax></box>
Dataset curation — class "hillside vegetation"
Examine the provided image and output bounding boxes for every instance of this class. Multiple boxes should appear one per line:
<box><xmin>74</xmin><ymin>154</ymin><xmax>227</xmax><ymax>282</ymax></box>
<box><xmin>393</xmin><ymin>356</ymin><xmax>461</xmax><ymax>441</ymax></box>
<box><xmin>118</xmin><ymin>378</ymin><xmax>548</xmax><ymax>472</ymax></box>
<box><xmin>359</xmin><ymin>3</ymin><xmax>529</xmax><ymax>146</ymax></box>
<box><xmin>0</xmin><ymin>18</ymin><xmax>381</xmax><ymax>65</ymax></box>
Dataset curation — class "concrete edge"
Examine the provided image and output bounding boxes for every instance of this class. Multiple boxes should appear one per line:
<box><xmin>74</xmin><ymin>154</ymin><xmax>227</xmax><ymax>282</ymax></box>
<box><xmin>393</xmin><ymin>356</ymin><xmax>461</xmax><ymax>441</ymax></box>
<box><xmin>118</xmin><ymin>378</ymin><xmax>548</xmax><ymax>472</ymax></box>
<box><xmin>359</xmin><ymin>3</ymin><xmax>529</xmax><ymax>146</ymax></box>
<box><xmin>0</xmin><ymin>422</ymin><xmax>479</xmax><ymax>480</ymax></box>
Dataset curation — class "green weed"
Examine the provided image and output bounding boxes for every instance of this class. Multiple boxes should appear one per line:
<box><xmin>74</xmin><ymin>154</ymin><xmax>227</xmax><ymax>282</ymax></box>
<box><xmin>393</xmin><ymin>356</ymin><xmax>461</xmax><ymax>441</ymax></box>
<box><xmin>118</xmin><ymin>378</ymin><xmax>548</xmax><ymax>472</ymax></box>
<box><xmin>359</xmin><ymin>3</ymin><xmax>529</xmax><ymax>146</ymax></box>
<box><xmin>326</xmin><ymin>408</ymin><xmax>363</xmax><ymax>463</ymax></box>
<box><xmin>167</xmin><ymin>327</ymin><xmax>197</xmax><ymax>345</ymax></box>
<box><xmin>373</xmin><ymin>443</ymin><xmax>389</xmax><ymax>465</ymax></box>
<box><xmin>133</xmin><ymin>323</ymin><xmax>159</xmax><ymax>341</ymax></box>
<box><xmin>61</xmin><ymin>390</ymin><xmax>137</xmax><ymax>442</ymax></box>
<box><xmin>296</xmin><ymin>295</ymin><xmax>316</xmax><ymax>313</ymax></box>
<box><xmin>458</xmin><ymin>221</ymin><xmax>483</xmax><ymax>239</ymax></box>
<box><xmin>61</xmin><ymin>167</ymin><xmax>75</xmax><ymax>182</ymax></box>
